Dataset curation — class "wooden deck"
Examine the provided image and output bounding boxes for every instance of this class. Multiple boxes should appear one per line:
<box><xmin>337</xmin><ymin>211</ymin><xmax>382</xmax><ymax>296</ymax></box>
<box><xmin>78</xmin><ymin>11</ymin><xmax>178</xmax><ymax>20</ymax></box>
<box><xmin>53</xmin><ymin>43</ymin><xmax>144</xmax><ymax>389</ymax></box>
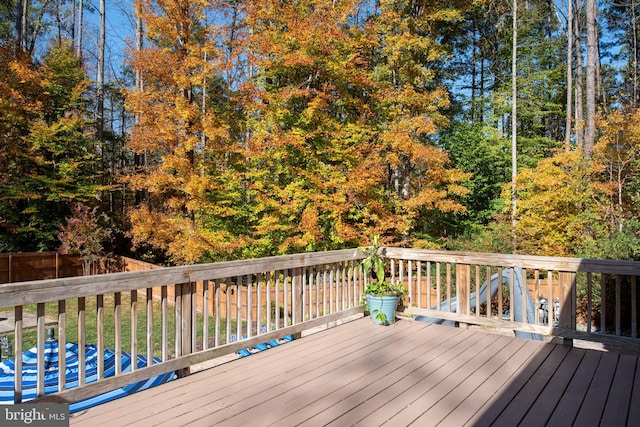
<box><xmin>69</xmin><ymin>317</ymin><xmax>640</xmax><ymax>426</ymax></box>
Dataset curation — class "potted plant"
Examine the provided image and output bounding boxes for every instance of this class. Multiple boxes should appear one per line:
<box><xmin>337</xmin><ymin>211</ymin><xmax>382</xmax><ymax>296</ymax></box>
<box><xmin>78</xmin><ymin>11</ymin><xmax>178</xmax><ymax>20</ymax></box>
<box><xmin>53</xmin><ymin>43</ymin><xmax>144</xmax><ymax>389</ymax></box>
<box><xmin>360</xmin><ymin>235</ymin><xmax>406</xmax><ymax>325</ymax></box>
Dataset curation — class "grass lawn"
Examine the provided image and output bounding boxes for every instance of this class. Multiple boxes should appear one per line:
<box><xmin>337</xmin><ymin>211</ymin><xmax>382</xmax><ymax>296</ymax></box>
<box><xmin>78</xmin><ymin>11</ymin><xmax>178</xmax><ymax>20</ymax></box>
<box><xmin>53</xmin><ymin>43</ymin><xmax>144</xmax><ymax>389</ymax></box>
<box><xmin>13</xmin><ymin>292</ymin><xmax>238</xmax><ymax>359</ymax></box>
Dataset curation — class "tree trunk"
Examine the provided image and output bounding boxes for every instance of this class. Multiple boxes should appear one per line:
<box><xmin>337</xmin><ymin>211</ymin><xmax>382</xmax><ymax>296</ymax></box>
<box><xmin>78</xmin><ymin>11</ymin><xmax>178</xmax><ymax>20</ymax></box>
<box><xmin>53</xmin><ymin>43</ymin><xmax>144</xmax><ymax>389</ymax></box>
<box><xmin>16</xmin><ymin>0</ymin><xmax>27</xmax><ymax>52</ymax></box>
<box><xmin>76</xmin><ymin>0</ymin><xmax>83</xmax><ymax>57</ymax></box>
<box><xmin>630</xmin><ymin>0</ymin><xmax>638</xmax><ymax>108</ymax></box>
<box><xmin>512</xmin><ymin>0</ymin><xmax>518</xmax><ymax>252</ymax></box>
<box><xmin>573</xmin><ymin>5</ymin><xmax>584</xmax><ymax>148</ymax></box>
<box><xmin>16</xmin><ymin>0</ymin><xmax>23</xmax><ymax>50</ymax></box>
<box><xmin>585</xmin><ymin>0</ymin><xmax>597</xmax><ymax>156</ymax></box>
<box><xmin>565</xmin><ymin>0</ymin><xmax>573</xmax><ymax>150</ymax></box>
<box><xmin>70</xmin><ymin>0</ymin><xmax>76</xmax><ymax>44</ymax></box>
<box><xmin>97</xmin><ymin>0</ymin><xmax>105</xmax><ymax>146</ymax></box>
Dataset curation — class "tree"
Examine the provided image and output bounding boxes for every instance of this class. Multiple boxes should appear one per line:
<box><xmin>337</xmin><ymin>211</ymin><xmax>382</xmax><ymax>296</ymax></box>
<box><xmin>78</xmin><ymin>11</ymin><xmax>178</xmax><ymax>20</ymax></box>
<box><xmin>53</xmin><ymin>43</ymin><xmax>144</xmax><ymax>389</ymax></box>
<box><xmin>240</xmin><ymin>0</ymin><xmax>470</xmax><ymax>253</ymax></box>
<box><xmin>440</xmin><ymin>122</ymin><xmax>511</xmax><ymax>232</ymax></box>
<box><xmin>0</xmin><ymin>42</ymin><xmax>101</xmax><ymax>251</ymax></box>
<box><xmin>593</xmin><ymin>109</ymin><xmax>640</xmax><ymax>233</ymax></box>
<box><xmin>509</xmin><ymin>149</ymin><xmax>598</xmax><ymax>256</ymax></box>
<box><xmin>58</xmin><ymin>203</ymin><xmax>112</xmax><ymax>275</ymax></box>
<box><xmin>125</xmin><ymin>0</ymin><xmax>245</xmax><ymax>264</ymax></box>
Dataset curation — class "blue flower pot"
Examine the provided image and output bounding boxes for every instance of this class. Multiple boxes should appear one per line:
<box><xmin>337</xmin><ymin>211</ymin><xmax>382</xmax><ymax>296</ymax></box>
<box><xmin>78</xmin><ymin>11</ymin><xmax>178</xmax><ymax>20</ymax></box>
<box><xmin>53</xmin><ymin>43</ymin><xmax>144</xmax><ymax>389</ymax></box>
<box><xmin>366</xmin><ymin>294</ymin><xmax>399</xmax><ymax>325</ymax></box>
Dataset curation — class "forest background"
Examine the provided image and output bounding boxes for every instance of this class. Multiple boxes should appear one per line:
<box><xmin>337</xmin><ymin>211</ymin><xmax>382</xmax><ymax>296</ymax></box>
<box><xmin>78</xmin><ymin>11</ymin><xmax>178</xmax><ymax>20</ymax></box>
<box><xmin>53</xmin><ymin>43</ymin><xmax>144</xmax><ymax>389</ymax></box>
<box><xmin>1</xmin><ymin>0</ymin><xmax>639</xmax><ymax>267</ymax></box>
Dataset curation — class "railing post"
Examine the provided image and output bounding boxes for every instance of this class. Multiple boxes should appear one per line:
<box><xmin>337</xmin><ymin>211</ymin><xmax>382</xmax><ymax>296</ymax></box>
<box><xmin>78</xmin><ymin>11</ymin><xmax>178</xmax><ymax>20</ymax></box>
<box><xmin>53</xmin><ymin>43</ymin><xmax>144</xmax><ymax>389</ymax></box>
<box><xmin>293</xmin><ymin>267</ymin><xmax>304</xmax><ymax>328</ymax></box>
<box><xmin>559</xmin><ymin>271</ymin><xmax>576</xmax><ymax>347</ymax></box>
<box><xmin>456</xmin><ymin>264</ymin><xmax>470</xmax><ymax>329</ymax></box>
<box><xmin>177</xmin><ymin>282</ymin><xmax>193</xmax><ymax>378</ymax></box>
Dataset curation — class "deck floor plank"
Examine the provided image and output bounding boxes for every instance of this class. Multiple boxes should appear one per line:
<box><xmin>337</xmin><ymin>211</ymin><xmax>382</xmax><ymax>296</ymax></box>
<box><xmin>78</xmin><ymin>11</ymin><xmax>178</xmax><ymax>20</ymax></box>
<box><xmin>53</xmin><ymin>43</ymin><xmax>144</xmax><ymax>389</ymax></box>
<box><xmin>572</xmin><ymin>351</ymin><xmax>620</xmax><ymax>426</ymax></box>
<box><xmin>626</xmin><ymin>354</ymin><xmax>640</xmax><ymax>425</ymax></box>
<box><xmin>435</xmin><ymin>337</ymin><xmax>544</xmax><ymax>427</ymax></box>
<box><xmin>382</xmin><ymin>333</ymin><xmax>511</xmax><ymax>426</ymax></box>
<box><xmin>490</xmin><ymin>344</ymin><xmax>572</xmax><ymax>426</ymax></box>
<box><xmin>158</xmin><ymin>321</ymin><xmax>430</xmax><ymax>426</ymax></box>
<box><xmin>123</xmin><ymin>318</ymin><xmax>386</xmax><ymax>426</ymax></box>
<box><xmin>323</xmin><ymin>327</ymin><xmax>491</xmax><ymax>426</ymax></box>
<box><xmin>233</xmin><ymin>323</ymin><xmax>451</xmax><ymax>426</ymax></box>
<box><xmin>405</xmin><ymin>335</ymin><xmax>530</xmax><ymax>426</ymax></box>
<box><xmin>68</xmin><ymin>317</ymin><xmax>640</xmax><ymax>427</ymax></box>
<box><xmin>465</xmin><ymin>340</ymin><xmax>559</xmax><ymax>426</ymax></box>
<box><xmin>600</xmin><ymin>353</ymin><xmax>637</xmax><ymax>426</ymax></box>
<box><xmin>270</xmin><ymin>322</ymin><xmax>458</xmax><ymax>426</ymax></box>
<box><xmin>546</xmin><ymin>349</ymin><xmax>602</xmax><ymax>427</ymax></box>
<box><xmin>518</xmin><ymin>347</ymin><xmax>586</xmax><ymax>427</ymax></box>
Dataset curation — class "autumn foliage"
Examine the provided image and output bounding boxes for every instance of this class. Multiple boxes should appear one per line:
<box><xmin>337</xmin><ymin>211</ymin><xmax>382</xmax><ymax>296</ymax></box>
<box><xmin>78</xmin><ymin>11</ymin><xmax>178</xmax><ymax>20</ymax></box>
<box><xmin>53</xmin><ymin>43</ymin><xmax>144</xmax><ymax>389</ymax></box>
<box><xmin>3</xmin><ymin>0</ymin><xmax>640</xmax><ymax>266</ymax></box>
<box><xmin>125</xmin><ymin>0</ymin><xmax>471</xmax><ymax>263</ymax></box>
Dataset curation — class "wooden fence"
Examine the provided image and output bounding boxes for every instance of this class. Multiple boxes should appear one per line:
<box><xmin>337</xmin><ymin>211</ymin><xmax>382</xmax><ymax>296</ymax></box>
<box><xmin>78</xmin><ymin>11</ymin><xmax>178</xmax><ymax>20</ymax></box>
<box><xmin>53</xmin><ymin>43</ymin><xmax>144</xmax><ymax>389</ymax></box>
<box><xmin>0</xmin><ymin>252</ymin><xmax>83</xmax><ymax>283</ymax></box>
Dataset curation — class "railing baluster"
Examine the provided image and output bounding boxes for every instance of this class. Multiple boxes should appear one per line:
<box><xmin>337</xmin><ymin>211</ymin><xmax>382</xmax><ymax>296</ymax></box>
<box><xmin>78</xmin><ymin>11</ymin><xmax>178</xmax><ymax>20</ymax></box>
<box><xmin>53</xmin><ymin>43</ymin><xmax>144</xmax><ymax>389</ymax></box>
<box><xmin>485</xmin><ymin>266</ymin><xmax>491</xmax><ymax>319</ymax></box>
<box><xmin>322</xmin><ymin>265</ymin><xmax>327</xmax><ymax>316</ymax></box>
<box><xmin>446</xmin><ymin>263</ymin><xmax>452</xmax><ymax>313</ymax></box>
<box><xmin>340</xmin><ymin>263</ymin><xmax>346</xmax><ymax>312</ymax></box>
<box><xmin>236</xmin><ymin>276</ymin><xmax>242</xmax><ymax>340</ymax></box>
<box><xmin>509</xmin><ymin>268</ymin><xmax>515</xmax><ymax>322</ymax></box>
<box><xmin>408</xmin><ymin>260</ymin><xmax>413</xmax><ymax>307</ymax></box>
<box><xmin>161</xmin><ymin>286</ymin><xmax>168</xmax><ymax>361</ymax></box>
<box><xmin>475</xmin><ymin>266</ymin><xmax>480</xmax><ymax>318</ymax></box>
<box><xmin>257</xmin><ymin>274</ymin><xmax>263</xmax><ymax>336</ymax></box>
<box><xmin>435</xmin><ymin>263</ymin><xmax>441</xmax><ymax>310</ymax></box>
<box><xmin>97</xmin><ymin>294</ymin><xmax>104</xmax><ymax>379</ymax></box>
<box><xmin>275</xmin><ymin>271</ymin><xmax>281</xmax><ymax>329</ymax></box>
<box><xmin>246</xmin><ymin>274</ymin><xmax>253</xmax><ymax>337</ymax></box>
<box><xmin>114</xmin><ymin>292</ymin><xmax>122</xmax><ymax>374</ymax></box>
<box><xmin>427</xmin><ymin>261</ymin><xmax>432</xmax><ymax>310</ymax></box>
<box><xmin>266</xmin><ymin>273</ymin><xmax>272</xmax><ymax>332</ymax></box>
<box><xmin>522</xmin><ymin>268</ymin><xmax>528</xmax><ymax>324</ymax></box>
<box><xmin>131</xmin><ymin>290</ymin><xmax>138</xmax><ymax>371</ymax></box>
<box><xmin>190</xmin><ymin>281</ymin><xmax>196</xmax><ymax>354</ymax></box>
<box><xmin>58</xmin><ymin>300</ymin><xmax>66</xmax><ymax>391</ymax></box>
<box><xmin>417</xmin><ymin>261</ymin><xmax>422</xmax><ymax>309</ymax></box>
<box><xmin>225</xmin><ymin>280</ymin><xmax>232</xmax><ymax>343</ymax></box>
<box><xmin>282</xmin><ymin>269</ymin><xmax>291</xmax><ymax>328</ymax></box>
<box><xmin>214</xmin><ymin>279</ymin><xmax>221</xmax><ymax>347</ymax></box>
<box><xmin>632</xmin><ymin>276</ymin><xmax>637</xmax><ymax>338</ymax></box>
<box><xmin>616</xmin><ymin>275</ymin><xmax>621</xmax><ymax>336</ymax></box>
<box><xmin>36</xmin><ymin>303</ymin><xmax>44</xmax><ymax>398</ymax></box>
<box><xmin>315</xmin><ymin>268</ymin><xmax>321</xmax><ymax>318</ymax></box>
<box><xmin>146</xmin><ymin>288</ymin><xmax>153</xmax><ymax>365</ymax></box>
<box><xmin>329</xmin><ymin>266</ymin><xmax>334</xmax><ymax>314</ymax></box>
<box><xmin>203</xmin><ymin>280</ymin><xmax>209</xmax><ymax>350</ymax></box>
<box><xmin>77</xmin><ymin>297</ymin><xmax>86</xmax><ymax>386</ymax></box>
<box><xmin>391</xmin><ymin>258</ymin><xmax>396</xmax><ymax>285</ymax></box>
<box><xmin>14</xmin><ymin>305</ymin><xmax>23</xmax><ymax>403</ymax></box>
<box><xmin>497</xmin><ymin>267</ymin><xmax>503</xmax><ymax>319</ymax></box>
<box><xmin>549</xmin><ymin>271</ymin><xmax>555</xmax><ymax>327</ymax></box>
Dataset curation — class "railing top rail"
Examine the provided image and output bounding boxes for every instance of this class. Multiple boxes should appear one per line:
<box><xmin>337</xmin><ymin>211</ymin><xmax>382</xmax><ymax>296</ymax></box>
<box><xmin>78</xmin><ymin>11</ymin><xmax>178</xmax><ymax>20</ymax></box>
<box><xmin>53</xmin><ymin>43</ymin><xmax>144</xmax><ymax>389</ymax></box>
<box><xmin>0</xmin><ymin>248</ymin><xmax>366</xmax><ymax>308</ymax></box>
<box><xmin>383</xmin><ymin>247</ymin><xmax>640</xmax><ymax>276</ymax></box>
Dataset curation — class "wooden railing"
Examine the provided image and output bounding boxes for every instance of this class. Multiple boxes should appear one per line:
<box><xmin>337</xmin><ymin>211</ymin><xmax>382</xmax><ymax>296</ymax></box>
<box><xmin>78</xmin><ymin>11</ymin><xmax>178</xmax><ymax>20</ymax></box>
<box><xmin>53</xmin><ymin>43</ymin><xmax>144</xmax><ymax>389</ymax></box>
<box><xmin>3</xmin><ymin>247</ymin><xmax>640</xmax><ymax>408</ymax></box>
<box><xmin>0</xmin><ymin>249</ymin><xmax>367</xmax><ymax>405</ymax></box>
<box><xmin>385</xmin><ymin>248</ymin><xmax>640</xmax><ymax>351</ymax></box>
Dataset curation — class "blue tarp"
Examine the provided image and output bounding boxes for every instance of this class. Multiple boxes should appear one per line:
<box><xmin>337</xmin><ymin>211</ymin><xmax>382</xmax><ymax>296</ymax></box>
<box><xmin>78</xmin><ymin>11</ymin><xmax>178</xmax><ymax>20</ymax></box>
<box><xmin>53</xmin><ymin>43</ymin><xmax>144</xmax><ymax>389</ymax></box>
<box><xmin>0</xmin><ymin>339</ymin><xmax>175</xmax><ymax>413</ymax></box>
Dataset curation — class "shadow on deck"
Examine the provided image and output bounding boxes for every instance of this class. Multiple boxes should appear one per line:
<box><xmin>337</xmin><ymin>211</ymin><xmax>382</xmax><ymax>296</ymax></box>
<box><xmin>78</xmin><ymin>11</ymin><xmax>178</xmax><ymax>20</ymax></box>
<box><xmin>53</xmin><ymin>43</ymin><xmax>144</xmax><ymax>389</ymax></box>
<box><xmin>69</xmin><ymin>316</ymin><xmax>640</xmax><ymax>426</ymax></box>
